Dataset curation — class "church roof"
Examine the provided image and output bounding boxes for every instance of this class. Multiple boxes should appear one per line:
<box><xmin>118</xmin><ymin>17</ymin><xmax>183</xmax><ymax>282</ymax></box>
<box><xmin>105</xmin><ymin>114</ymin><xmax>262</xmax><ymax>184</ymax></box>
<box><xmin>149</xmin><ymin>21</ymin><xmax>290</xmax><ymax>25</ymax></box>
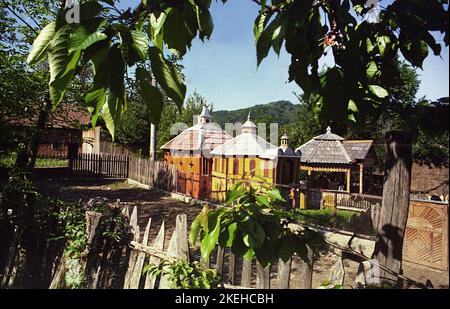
<box><xmin>210</xmin><ymin>132</ymin><xmax>278</xmax><ymax>158</ymax></box>
<box><xmin>200</xmin><ymin>106</ymin><xmax>212</xmax><ymax>119</ymax></box>
<box><xmin>160</xmin><ymin>123</ymin><xmax>231</xmax><ymax>156</ymax></box>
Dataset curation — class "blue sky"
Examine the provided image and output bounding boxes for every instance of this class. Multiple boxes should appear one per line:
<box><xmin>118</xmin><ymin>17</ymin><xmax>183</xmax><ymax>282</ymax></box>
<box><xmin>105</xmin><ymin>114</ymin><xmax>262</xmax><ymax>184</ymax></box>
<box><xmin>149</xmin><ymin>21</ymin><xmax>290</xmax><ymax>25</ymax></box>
<box><xmin>121</xmin><ymin>0</ymin><xmax>449</xmax><ymax>111</ymax></box>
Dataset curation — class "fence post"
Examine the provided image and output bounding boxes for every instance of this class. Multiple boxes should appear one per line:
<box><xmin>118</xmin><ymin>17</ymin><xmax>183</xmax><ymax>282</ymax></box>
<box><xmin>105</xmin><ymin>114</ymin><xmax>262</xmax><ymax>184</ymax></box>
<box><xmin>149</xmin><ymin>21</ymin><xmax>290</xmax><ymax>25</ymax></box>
<box><xmin>127</xmin><ymin>155</ymin><xmax>130</xmax><ymax>179</ymax></box>
<box><xmin>333</xmin><ymin>192</ymin><xmax>337</xmax><ymax>229</ymax></box>
<box><xmin>256</xmin><ymin>262</ymin><xmax>270</xmax><ymax>289</ymax></box>
<box><xmin>241</xmin><ymin>258</ymin><xmax>252</xmax><ymax>288</ymax></box>
<box><xmin>99</xmin><ymin>153</ymin><xmax>103</xmax><ymax>176</ymax></box>
<box><xmin>297</xmin><ymin>245</ymin><xmax>314</xmax><ymax>289</ymax></box>
<box><xmin>277</xmin><ymin>258</ymin><xmax>291</xmax><ymax>289</ymax></box>
<box><xmin>372</xmin><ymin>131</ymin><xmax>412</xmax><ymax>285</ymax></box>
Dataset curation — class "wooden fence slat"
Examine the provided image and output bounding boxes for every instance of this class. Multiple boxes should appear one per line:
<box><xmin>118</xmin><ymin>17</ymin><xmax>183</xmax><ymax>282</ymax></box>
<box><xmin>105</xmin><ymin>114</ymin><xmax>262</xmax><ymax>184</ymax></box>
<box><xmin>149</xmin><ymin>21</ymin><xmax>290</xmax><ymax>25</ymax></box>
<box><xmin>123</xmin><ymin>207</ymin><xmax>139</xmax><ymax>289</ymax></box>
<box><xmin>176</xmin><ymin>215</ymin><xmax>189</xmax><ymax>261</ymax></box>
<box><xmin>241</xmin><ymin>258</ymin><xmax>252</xmax><ymax>288</ymax></box>
<box><xmin>216</xmin><ymin>247</ymin><xmax>225</xmax><ymax>276</ymax></box>
<box><xmin>297</xmin><ymin>245</ymin><xmax>314</xmax><ymax>289</ymax></box>
<box><xmin>121</xmin><ymin>205</ymin><xmax>130</xmax><ymax>220</ymax></box>
<box><xmin>144</xmin><ymin>222</ymin><xmax>165</xmax><ymax>289</ymax></box>
<box><xmin>228</xmin><ymin>252</ymin><xmax>236</xmax><ymax>285</ymax></box>
<box><xmin>129</xmin><ymin>218</ymin><xmax>151</xmax><ymax>289</ymax></box>
<box><xmin>277</xmin><ymin>258</ymin><xmax>292</xmax><ymax>289</ymax></box>
<box><xmin>159</xmin><ymin>227</ymin><xmax>178</xmax><ymax>289</ymax></box>
<box><xmin>328</xmin><ymin>257</ymin><xmax>345</xmax><ymax>287</ymax></box>
<box><xmin>256</xmin><ymin>261</ymin><xmax>270</xmax><ymax>289</ymax></box>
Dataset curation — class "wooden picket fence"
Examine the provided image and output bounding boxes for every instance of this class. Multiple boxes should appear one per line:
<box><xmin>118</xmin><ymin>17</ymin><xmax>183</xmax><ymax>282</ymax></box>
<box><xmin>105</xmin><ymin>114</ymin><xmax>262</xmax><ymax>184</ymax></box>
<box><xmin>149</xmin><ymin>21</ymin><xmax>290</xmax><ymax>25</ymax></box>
<box><xmin>69</xmin><ymin>153</ymin><xmax>129</xmax><ymax>178</ymax></box>
<box><xmin>122</xmin><ymin>205</ymin><xmax>346</xmax><ymax>289</ymax></box>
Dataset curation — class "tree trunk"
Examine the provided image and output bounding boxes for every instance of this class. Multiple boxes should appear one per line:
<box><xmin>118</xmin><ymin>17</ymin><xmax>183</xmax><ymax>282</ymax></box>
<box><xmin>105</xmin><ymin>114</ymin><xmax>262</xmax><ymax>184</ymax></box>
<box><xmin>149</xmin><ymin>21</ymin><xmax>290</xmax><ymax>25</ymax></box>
<box><xmin>372</xmin><ymin>131</ymin><xmax>412</xmax><ymax>286</ymax></box>
<box><xmin>15</xmin><ymin>94</ymin><xmax>52</xmax><ymax>171</ymax></box>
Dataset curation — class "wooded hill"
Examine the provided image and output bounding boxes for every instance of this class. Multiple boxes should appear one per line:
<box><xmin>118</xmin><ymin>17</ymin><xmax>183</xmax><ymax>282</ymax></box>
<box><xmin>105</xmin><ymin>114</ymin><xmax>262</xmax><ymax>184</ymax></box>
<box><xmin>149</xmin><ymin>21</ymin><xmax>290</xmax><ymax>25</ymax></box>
<box><xmin>212</xmin><ymin>100</ymin><xmax>299</xmax><ymax>127</ymax></box>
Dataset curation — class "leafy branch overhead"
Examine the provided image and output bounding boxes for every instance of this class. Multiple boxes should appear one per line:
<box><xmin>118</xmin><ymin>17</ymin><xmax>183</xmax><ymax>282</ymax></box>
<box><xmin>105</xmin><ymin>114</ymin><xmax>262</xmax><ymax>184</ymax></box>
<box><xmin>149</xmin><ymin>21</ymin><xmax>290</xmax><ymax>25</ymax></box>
<box><xmin>26</xmin><ymin>0</ymin><xmax>448</xmax><ymax>138</ymax></box>
<box><xmin>26</xmin><ymin>0</ymin><xmax>213</xmax><ymax>139</ymax></box>
<box><xmin>249</xmin><ymin>0</ymin><xmax>448</xmax><ymax>126</ymax></box>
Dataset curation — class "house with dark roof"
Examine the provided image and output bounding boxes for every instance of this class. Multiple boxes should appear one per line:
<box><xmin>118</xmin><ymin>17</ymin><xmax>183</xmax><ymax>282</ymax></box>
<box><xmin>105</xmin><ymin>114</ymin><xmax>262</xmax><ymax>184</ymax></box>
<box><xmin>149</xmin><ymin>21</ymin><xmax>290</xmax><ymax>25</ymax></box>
<box><xmin>7</xmin><ymin>104</ymin><xmax>95</xmax><ymax>158</ymax></box>
<box><xmin>160</xmin><ymin>107</ymin><xmax>231</xmax><ymax>199</ymax></box>
<box><xmin>296</xmin><ymin>126</ymin><xmax>377</xmax><ymax>193</ymax></box>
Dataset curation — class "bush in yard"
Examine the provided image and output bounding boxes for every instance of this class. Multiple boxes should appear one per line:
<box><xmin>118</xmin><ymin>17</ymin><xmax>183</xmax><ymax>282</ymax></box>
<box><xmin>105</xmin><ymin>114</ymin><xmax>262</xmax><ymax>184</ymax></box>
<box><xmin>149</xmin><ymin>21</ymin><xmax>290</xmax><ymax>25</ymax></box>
<box><xmin>190</xmin><ymin>182</ymin><xmax>322</xmax><ymax>268</ymax></box>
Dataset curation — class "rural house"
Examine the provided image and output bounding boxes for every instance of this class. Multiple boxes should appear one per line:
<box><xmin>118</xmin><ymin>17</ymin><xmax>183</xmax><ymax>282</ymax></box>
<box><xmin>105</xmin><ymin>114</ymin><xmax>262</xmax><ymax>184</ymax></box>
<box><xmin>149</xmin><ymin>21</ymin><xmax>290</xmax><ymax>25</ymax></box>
<box><xmin>7</xmin><ymin>104</ymin><xmax>95</xmax><ymax>158</ymax></box>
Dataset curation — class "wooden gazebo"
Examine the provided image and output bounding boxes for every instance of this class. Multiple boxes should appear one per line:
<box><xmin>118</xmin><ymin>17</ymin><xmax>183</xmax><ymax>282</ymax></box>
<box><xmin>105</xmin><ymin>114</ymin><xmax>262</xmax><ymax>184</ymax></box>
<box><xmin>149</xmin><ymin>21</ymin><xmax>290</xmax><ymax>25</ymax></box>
<box><xmin>295</xmin><ymin>127</ymin><xmax>377</xmax><ymax>193</ymax></box>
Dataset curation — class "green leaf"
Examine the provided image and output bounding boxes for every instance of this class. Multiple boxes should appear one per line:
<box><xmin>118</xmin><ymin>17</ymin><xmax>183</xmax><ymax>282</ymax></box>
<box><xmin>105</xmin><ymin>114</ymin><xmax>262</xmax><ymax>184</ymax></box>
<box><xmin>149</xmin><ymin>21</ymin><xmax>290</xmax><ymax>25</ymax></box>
<box><xmin>190</xmin><ymin>215</ymin><xmax>202</xmax><ymax>245</ymax></box>
<box><xmin>102</xmin><ymin>91</ymin><xmax>126</xmax><ymax>140</ymax></box>
<box><xmin>226</xmin><ymin>222</ymin><xmax>238</xmax><ymax>247</ymax></box>
<box><xmin>195</xmin><ymin>4</ymin><xmax>214</xmax><ymax>41</ymax></box>
<box><xmin>399</xmin><ymin>34</ymin><xmax>429</xmax><ymax>69</ymax></box>
<box><xmin>149</xmin><ymin>9</ymin><xmax>170</xmax><ymax>50</ymax></box>
<box><xmin>366</xmin><ymin>61</ymin><xmax>379</xmax><ymax>78</ymax></box>
<box><xmin>243</xmin><ymin>247</ymin><xmax>255</xmax><ymax>260</ymax></box>
<box><xmin>85</xmin><ymin>88</ymin><xmax>107</xmax><ymax>128</ymax></box>
<box><xmin>254</xmin><ymin>13</ymin><xmax>269</xmax><ymax>43</ymax></box>
<box><xmin>27</xmin><ymin>21</ymin><xmax>56</xmax><ymax>64</ymax></box>
<box><xmin>256</xmin><ymin>16</ymin><xmax>282</xmax><ymax>66</ymax></box>
<box><xmin>376</xmin><ymin>35</ymin><xmax>391</xmax><ymax>57</ymax></box>
<box><xmin>243</xmin><ymin>233</ymin><xmax>255</xmax><ymax>247</ymax></box>
<box><xmin>136</xmin><ymin>67</ymin><xmax>164</xmax><ymax>124</ymax></box>
<box><xmin>265</xmin><ymin>188</ymin><xmax>285</xmax><ymax>202</ymax></box>
<box><xmin>368</xmin><ymin>85</ymin><xmax>389</xmax><ymax>98</ymax></box>
<box><xmin>348</xmin><ymin>113</ymin><xmax>357</xmax><ymax>123</ymax></box>
<box><xmin>148</xmin><ymin>47</ymin><xmax>186</xmax><ymax>110</ymax></box>
<box><xmin>225</xmin><ymin>183</ymin><xmax>244</xmax><ymax>204</ymax></box>
<box><xmin>106</xmin><ymin>45</ymin><xmax>126</xmax><ymax>101</ymax></box>
<box><xmin>131</xmin><ymin>30</ymin><xmax>150</xmax><ymax>60</ymax></box>
<box><xmin>348</xmin><ymin>99</ymin><xmax>359</xmax><ymax>113</ymax></box>
<box><xmin>70</xmin><ymin>31</ymin><xmax>108</xmax><ymax>53</ymax></box>
<box><xmin>162</xmin><ymin>7</ymin><xmax>196</xmax><ymax>57</ymax></box>
<box><xmin>200</xmin><ymin>217</ymin><xmax>221</xmax><ymax>260</ymax></box>
<box><xmin>255</xmin><ymin>195</ymin><xmax>270</xmax><ymax>207</ymax></box>
<box><xmin>47</xmin><ymin>25</ymin><xmax>82</xmax><ymax>106</ymax></box>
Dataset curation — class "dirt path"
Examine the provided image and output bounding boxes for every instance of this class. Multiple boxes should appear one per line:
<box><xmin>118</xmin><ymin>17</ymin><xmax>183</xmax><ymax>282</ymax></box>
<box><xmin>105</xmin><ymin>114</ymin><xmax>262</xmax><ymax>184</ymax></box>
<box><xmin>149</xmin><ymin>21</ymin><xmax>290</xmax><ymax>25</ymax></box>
<box><xmin>37</xmin><ymin>178</ymin><xmax>202</xmax><ymax>249</ymax></box>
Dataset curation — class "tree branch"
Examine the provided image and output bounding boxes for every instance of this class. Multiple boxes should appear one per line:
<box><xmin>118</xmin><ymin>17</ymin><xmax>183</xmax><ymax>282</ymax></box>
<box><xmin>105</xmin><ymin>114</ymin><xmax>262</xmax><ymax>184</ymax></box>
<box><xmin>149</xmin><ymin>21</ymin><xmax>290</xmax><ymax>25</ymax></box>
<box><xmin>21</xmin><ymin>3</ymin><xmax>42</xmax><ymax>30</ymax></box>
<box><xmin>0</xmin><ymin>0</ymin><xmax>38</xmax><ymax>34</ymax></box>
<box><xmin>251</xmin><ymin>0</ymin><xmax>282</xmax><ymax>13</ymax></box>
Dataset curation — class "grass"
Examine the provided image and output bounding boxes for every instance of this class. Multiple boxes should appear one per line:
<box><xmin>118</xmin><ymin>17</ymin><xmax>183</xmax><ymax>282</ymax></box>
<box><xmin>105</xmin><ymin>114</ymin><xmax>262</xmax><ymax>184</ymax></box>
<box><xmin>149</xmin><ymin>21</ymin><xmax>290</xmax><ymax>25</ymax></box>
<box><xmin>35</xmin><ymin>158</ymin><xmax>68</xmax><ymax>168</ymax></box>
<box><xmin>0</xmin><ymin>153</ymin><xmax>68</xmax><ymax>168</ymax></box>
<box><xmin>285</xmin><ymin>208</ymin><xmax>356</xmax><ymax>230</ymax></box>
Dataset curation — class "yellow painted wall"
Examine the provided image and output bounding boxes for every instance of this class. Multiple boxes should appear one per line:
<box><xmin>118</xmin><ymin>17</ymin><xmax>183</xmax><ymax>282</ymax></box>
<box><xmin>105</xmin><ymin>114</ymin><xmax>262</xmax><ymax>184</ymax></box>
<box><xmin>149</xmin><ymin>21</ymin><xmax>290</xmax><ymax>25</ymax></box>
<box><xmin>211</xmin><ymin>157</ymin><xmax>275</xmax><ymax>202</ymax></box>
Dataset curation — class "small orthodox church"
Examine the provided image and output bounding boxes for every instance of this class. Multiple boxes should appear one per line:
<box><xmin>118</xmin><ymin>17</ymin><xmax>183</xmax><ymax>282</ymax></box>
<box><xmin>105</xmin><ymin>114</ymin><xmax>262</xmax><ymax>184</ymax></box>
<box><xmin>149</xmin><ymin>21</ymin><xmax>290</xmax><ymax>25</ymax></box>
<box><xmin>160</xmin><ymin>107</ymin><xmax>231</xmax><ymax>199</ymax></box>
<box><xmin>209</xmin><ymin>113</ymin><xmax>301</xmax><ymax>202</ymax></box>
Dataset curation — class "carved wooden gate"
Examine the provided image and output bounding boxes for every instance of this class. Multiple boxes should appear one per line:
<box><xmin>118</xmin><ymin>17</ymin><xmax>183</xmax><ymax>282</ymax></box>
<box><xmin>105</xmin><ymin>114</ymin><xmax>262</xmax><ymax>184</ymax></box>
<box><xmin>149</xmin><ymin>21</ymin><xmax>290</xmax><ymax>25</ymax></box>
<box><xmin>403</xmin><ymin>200</ymin><xmax>448</xmax><ymax>270</ymax></box>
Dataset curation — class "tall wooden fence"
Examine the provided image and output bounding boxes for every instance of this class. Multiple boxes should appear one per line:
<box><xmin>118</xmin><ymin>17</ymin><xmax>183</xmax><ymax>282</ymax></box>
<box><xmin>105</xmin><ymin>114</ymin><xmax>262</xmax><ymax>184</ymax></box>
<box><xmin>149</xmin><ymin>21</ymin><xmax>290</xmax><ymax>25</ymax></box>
<box><xmin>128</xmin><ymin>154</ymin><xmax>176</xmax><ymax>192</ymax></box>
<box><xmin>403</xmin><ymin>199</ymin><xmax>448</xmax><ymax>270</ymax></box>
